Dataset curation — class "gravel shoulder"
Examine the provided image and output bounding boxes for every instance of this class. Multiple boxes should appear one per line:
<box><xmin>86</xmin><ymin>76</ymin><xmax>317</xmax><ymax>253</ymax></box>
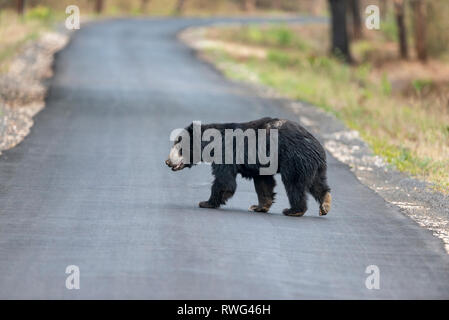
<box><xmin>180</xmin><ymin>26</ymin><xmax>449</xmax><ymax>253</ymax></box>
<box><xmin>0</xmin><ymin>31</ymin><xmax>69</xmax><ymax>154</ymax></box>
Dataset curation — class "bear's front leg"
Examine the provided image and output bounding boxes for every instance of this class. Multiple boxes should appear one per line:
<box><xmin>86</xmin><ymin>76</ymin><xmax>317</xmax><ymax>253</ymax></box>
<box><xmin>249</xmin><ymin>175</ymin><xmax>276</xmax><ymax>213</ymax></box>
<box><xmin>199</xmin><ymin>167</ymin><xmax>237</xmax><ymax>209</ymax></box>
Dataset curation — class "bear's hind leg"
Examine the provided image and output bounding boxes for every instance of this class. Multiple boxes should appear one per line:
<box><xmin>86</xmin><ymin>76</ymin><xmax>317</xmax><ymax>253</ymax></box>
<box><xmin>310</xmin><ymin>167</ymin><xmax>331</xmax><ymax>216</ymax></box>
<box><xmin>249</xmin><ymin>175</ymin><xmax>276</xmax><ymax>213</ymax></box>
<box><xmin>199</xmin><ymin>169</ymin><xmax>237</xmax><ymax>209</ymax></box>
<box><xmin>281</xmin><ymin>172</ymin><xmax>308</xmax><ymax>217</ymax></box>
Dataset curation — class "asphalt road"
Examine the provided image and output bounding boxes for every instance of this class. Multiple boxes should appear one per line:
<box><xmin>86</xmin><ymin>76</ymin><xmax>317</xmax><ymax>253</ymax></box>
<box><xmin>1</xmin><ymin>18</ymin><xmax>449</xmax><ymax>299</ymax></box>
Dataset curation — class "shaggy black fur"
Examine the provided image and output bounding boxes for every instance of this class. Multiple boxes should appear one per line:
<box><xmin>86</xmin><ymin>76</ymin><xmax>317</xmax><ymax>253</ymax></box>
<box><xmin>167</xmin><ymin>117</ymin><xmax>331</xmax><ymax>216</ymax></box>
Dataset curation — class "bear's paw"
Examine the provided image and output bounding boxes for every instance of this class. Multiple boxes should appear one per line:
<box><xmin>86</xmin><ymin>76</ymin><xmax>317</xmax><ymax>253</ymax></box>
<box><xmin>319</xmin><ymin>192</ymin><xmax>331</xmax><ymax>216</ymax></box>
<box><xmin>199</xmin><ymin>201</ymin><xmax>218</xmax><ymax>209</ymax></box>
<box><xmin>249</xmin><ymin>205</ymin><xmax>270</xmax><ymax>213</ymax></box>
<box><xmin>282</xmin><ymin>208</ymin><xmax>306</xmax><ymax>217</ymax></box>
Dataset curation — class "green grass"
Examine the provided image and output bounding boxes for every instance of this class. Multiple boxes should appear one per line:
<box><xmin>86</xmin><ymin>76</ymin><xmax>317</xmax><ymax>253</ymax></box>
<box><xmin>0</xmin><ymin>31</ymin><xmax>39</xmax><ymax>65</ymax></box>
<box><xmin>412</xmin><ymin>79</ymin><xmax>433</xmax><ymax>94</ymax></box>
<box><xmin>222</xmin><ymin>25</ymin><xmax>309</xmax><ymax>50</ymax></box>
<box><xmin>380</xmin><ymin>12</ymin><xmax>399</xmax><ymax>42</ymax></box>
<box><xmin>202</xmin><ymin>25</ymin><xmax>449</xmax><ymax>193</ymax></box>
<box><xmin>0</xmin><ymin>7</ymin><xmax>65</xmax><ymax>72</ymax></box>
<box><xmin>25</xmin><ymin>5</ymin><xmax>55</xmax><ymax>22</ymax></box>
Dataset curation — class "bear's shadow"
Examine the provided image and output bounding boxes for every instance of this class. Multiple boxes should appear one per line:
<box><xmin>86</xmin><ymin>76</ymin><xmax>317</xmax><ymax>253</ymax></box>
<box><xmin>199</xmin><ymin>206</ymin><xmax>327</xmax><ymax>220</ymax></box>
<box><xmin>162</xmin><ymin>197</ymin><xmax>326</xmax><ymax>220</ymax></box>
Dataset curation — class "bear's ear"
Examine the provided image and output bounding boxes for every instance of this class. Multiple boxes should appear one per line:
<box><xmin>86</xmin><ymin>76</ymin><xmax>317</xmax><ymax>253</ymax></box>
<box><xmin>185</xmin><ymin>123</ymin><xmax>194</xmax><ymax>134</ymax></box>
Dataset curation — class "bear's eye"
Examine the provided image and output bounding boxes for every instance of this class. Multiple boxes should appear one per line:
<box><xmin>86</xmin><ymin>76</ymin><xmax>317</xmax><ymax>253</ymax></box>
<box><xmin>175</xmin><ymin>136</ymin><xmax>181</xmax><ymax>144</ymax></box>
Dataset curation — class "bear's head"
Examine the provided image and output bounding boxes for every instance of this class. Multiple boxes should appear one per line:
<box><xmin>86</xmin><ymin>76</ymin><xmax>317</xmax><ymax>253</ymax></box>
<box><xmin>165</xmin><ymin>123</ymin><xmax>196</xmax><ymax>172</ymax></box>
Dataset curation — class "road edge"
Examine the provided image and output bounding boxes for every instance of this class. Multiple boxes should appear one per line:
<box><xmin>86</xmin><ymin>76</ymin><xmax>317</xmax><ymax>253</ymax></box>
<box><xmin>0</xmin><ymin>26</ymin><xmax>71</xmax><ymax>155</ymax></box>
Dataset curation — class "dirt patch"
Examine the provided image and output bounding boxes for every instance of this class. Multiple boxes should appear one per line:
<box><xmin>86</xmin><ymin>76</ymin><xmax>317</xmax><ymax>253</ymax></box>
<box><xmin>0</xmin><ymin>31</ymin><xmax>69</xmax><ymax>153</ymax></box>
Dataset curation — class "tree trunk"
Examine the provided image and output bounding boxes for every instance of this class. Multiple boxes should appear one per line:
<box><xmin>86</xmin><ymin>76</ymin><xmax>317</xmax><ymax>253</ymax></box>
<box><xmin>411</xmin><ymin>0</ymin><xmax>427</xmax><ymax>62</ymax></box>
<box><xmin>17</xmin><ymin>0</ymin><xmax>25</xmax><ymax>16</ymax></box>
<box><xmin>273</xmin><ymin>0</ymin><xmax>281</xmax><ymax>10</ymax></box>
<box><xmin>244</xmin><ymin>0</ymin><xmax>256</xmax><ymax>12</ymax></box>
<box><xmin>95</xmin><ymin>0</ymin><xmax>104</xmax><ymax>14</ymax></box>
<box><xmin>174</xmin><ymin>0</ymin><xmax>186</xmax><ymax>15</ymax></box>
<box><xmin>141</xmin><ymin>0</ymin><xmax>150</xmax><ymax>13</ymax></box>
<box><xmin>394</xmin><ymin>0</ymin><xmax>408</xmax><ymax>59</ymax></box>
<box><xmin>379</xmin><ymin>0</ymin><xmax>387</xmax><ymax>18</ymax></box>
<box><xmin>328</xmin><ymin>0</ymin><xmax>352</xmax><ymax>62</ymax></box>
<box><xmin>348</xmin><ymin>0</ymin><xmax>362</xmax><ymax>39</ymax></box>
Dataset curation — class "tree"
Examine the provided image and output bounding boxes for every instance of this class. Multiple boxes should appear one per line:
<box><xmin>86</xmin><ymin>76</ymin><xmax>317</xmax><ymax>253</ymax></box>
<box><xmin>328</xmin><ymin>0</ymin><xmax>352</xmax><ymax>62</ymax></box>
<box><xmin>17</xmin><ymin>0</ymin><xmax>25</xmax><ymax>15</ymax></box>
<box><xmin>411</xmin><ymin>0</ymin><xmax>427</xmax><ymax>62</ymax></box>
<box><xmin>394</xmin><ymin>0</ymin><xmax>408</xmax><ymax>59</ymax></box>
<box><xmin>379</xmin><ymin>0</ymin><xmax>387</xmax><ymax>19</ymax></box>
<box><xmin>244</xmin><ymin>0</ymin><xmax>256</xmax><ymax>12</ymax></box>
<box><xmin>95</xmin><ymin>0</ymin><xmax>104</xmax><ymax>14</ymax></box>
<box><xmin>141</xmin><ymin>0</ymin><xmax>150</xmax><ymax>14</ymax></box>
<box><xmin>347</xmin><ymin>0</ymin><xmax>362</xmax><ymax>39</ymax></box>
<box><xmin>174</xmin><ymin>0</ymin><xmax>186</xmax><ymax>15</ymax></box>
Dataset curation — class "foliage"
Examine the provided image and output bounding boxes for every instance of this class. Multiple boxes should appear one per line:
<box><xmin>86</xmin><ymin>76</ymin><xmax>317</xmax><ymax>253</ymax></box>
<box><xmin>25</xmin><ymin>5</ymin><xmax>54</xmax><ymax>22</ymax></box>
<box><xmin>426</xmin><ymin>0</ymin><xmax>449</xmax><ymax>58</ymax></box>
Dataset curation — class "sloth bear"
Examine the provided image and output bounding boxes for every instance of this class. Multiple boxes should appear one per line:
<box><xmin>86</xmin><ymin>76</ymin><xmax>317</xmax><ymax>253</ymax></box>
<box><xmin>165</xmin><ymin>117</ymin><xmax>331</xmax><ymax>217</ymax></box>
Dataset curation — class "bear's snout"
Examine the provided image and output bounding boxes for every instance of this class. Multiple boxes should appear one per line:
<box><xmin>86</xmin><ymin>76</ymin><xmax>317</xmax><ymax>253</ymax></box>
<box><xmin>165</xmin><ymin>158</ymin><xmax>185</xmax><ymax>171</ymax></box>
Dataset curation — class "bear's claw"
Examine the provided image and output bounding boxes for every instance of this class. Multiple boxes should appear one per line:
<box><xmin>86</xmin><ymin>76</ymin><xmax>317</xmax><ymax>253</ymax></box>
<box><xmin>199</xmin><ymin>201</ymin><xmax>218</xmax><ymax>209</ymax></box>
<box><xmin>249</xmin><ymin>205</ymin><xmax>269</xmax><ymax>213</ymax></box>
<box><xmin>282</xmin><ymin>208</ymin><xmax>305</xmax><ymax>217</ymax></box>
<box><xmin>319</xmin><ymin>192</ymin><xmax>332</xmax><ymax>216</ymax></box>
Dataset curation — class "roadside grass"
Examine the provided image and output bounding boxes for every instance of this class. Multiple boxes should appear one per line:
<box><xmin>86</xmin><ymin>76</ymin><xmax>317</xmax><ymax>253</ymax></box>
<box><xmin>103</xmin><ymin>0</ymin><xmax>291</xmax><ymax>17</ymax></box>
<box><xmin>201</xmin><ymin>25</ymin><xmax>449</xmax><ymax>192</ymax></box>
<box><xmin>0</xmin><ymin>7</ymin><xmax>63</xmax><ymax>73</ymax></box>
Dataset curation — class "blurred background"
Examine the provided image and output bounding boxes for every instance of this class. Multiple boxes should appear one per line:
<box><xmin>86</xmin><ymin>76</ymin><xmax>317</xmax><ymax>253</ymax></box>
<box><xmin>0</xmin><ymin>0</ymin><xmax>448</xmax><ymax>191</ymax></box>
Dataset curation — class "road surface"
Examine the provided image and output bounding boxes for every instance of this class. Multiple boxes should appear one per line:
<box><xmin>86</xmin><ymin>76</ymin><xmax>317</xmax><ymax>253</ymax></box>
<box><xmin>1</xmin><ymin>18</ymin><xmax>448</xmax><ymax>299</ymax></box>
